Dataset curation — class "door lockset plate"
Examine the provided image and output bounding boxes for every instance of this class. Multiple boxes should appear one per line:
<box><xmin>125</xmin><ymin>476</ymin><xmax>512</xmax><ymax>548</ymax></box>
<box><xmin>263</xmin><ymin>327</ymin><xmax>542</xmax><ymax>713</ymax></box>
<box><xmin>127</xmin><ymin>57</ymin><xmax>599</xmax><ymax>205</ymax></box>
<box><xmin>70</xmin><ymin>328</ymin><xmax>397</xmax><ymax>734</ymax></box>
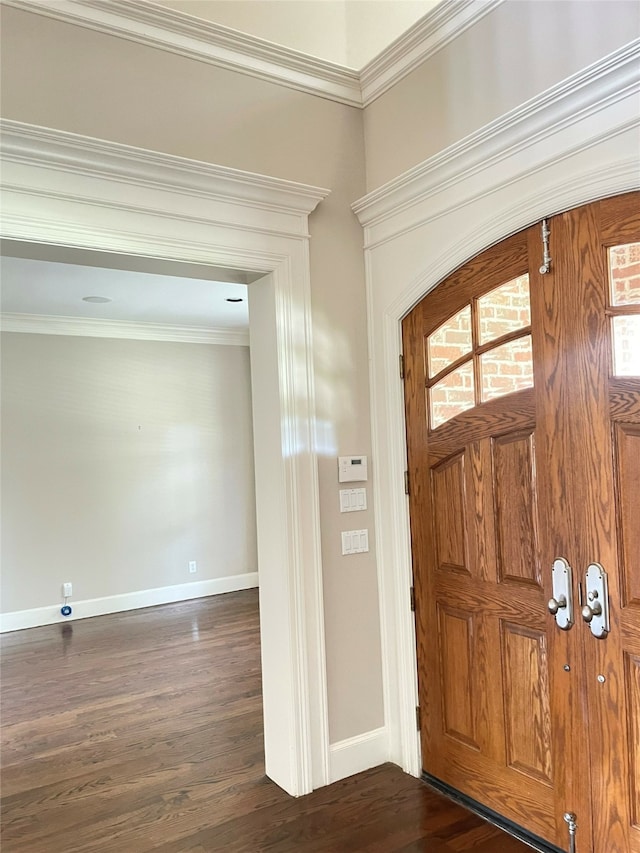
<box><xmin>581</xmin><ymin>562</ymin><xmax>610</xmax><ymax>638</ymax></box>
<box><xmin>548</xmin><ymin>557</ymin><xmax>574</xmax><ymax>630</ymax></box>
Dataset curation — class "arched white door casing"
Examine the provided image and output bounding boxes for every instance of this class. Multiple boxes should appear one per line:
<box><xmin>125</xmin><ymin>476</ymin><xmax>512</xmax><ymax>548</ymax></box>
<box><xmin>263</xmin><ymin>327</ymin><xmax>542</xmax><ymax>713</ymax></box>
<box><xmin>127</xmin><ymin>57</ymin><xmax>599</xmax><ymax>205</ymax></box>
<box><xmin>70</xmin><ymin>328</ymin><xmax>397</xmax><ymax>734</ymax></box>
<box><xmin>353</xmin><ymin>40</ymin><xmax>640</xmax><ymax>777</ymax></box>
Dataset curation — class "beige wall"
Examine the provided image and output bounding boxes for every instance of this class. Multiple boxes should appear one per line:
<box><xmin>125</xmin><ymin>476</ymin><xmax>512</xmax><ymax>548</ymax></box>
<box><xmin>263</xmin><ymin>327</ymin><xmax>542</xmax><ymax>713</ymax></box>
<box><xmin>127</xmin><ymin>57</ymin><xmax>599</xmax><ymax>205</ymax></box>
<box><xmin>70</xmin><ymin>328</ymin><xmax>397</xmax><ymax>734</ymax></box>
<box><xmin>0</xmin><ymin>5</ymin><xmax>384</xmax><ymax>743</ymax></box>
<box><xmin>363</xmin><ymin>0</ymin><xmax>640</xmax><ymax>190</ymax></box>
<box><xmin>1</xmin><ymin>333</ymin><xmax>256</xmax><ymax>611</ymax></box>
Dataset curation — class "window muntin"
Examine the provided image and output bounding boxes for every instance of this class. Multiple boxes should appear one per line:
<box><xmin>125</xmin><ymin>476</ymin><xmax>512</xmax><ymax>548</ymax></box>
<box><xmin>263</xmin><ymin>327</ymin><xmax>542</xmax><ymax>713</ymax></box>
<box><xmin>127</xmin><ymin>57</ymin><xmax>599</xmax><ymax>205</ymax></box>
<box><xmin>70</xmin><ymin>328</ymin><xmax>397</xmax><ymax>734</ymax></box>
<box><xmin>425</xmin><ymin>273</ymin><xmax>534</xmax><ymax>430</ymax></box>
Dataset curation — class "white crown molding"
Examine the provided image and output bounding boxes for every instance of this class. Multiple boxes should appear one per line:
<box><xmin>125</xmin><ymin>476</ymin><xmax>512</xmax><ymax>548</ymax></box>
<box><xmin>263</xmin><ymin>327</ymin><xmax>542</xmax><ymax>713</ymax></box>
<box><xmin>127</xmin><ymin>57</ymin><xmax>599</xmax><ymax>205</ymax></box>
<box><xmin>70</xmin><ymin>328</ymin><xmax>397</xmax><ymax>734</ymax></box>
<box><xmin>359</xmin><ymin>0</ymin><xmax>503</xmax><ymax>106</ymax></box>
<box><xmin>353</xmin><ymin>39</ymin><xmax>640</xmax><ymax>244</ymax></box>
<box><xmin>2</xmin><ymin>0</ymin><xmax>362</xmax><ymax>107</ymax></box>
<box><xmin>3</xmin><ymin>0</ymin><xmax>505</xmax><ymax>109</ymax></box>
<box><xmin>0</xmin><ymin>312</ymin><xmax>250</xmax><ymax>345</ymax></box>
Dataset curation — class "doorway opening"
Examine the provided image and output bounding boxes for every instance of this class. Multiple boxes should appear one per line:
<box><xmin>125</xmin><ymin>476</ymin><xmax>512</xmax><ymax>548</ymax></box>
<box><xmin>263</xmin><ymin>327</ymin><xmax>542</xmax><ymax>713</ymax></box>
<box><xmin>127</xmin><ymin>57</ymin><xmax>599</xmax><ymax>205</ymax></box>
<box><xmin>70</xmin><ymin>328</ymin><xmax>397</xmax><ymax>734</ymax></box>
<box><xmin>1</xmin><ymin>243</ymin><xmax>260</xmax><ymax>624</ymax></box>
<box><xmin>0</xmin><ymin>121</ymin><xmax>331</xmax><ymax>796</ymax></box>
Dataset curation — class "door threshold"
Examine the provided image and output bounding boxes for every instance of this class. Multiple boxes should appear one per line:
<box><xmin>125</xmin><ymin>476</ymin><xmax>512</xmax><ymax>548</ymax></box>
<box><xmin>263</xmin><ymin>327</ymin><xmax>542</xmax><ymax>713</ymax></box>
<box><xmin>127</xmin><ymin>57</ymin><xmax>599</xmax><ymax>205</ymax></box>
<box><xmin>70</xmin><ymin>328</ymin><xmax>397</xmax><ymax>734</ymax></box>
<box><xmin>421</xmin><ymin>771</ymin><xmax>565</xmax><ymax>853</ymax></box>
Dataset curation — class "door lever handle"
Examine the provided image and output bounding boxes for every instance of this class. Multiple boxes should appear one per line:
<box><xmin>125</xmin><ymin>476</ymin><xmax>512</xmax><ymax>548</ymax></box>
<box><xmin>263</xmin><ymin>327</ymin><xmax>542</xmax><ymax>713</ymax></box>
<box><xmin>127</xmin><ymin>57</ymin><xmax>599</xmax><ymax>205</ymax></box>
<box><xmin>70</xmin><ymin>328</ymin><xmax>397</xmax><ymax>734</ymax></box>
<box><xmin>548</xmin><ymin>558</ymin><xmax>573</xmax><ymax>630</ymax></box>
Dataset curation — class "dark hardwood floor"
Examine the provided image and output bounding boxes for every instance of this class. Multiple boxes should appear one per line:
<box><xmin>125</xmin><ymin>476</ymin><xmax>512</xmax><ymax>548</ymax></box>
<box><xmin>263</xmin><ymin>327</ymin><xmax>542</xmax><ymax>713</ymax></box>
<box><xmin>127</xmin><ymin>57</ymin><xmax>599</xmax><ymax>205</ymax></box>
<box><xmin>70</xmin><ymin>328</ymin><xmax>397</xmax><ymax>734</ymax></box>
<box><xmin>2</xmin><ymin>590</ymin><xmax>533</xmax><ymax>851</ymax></box>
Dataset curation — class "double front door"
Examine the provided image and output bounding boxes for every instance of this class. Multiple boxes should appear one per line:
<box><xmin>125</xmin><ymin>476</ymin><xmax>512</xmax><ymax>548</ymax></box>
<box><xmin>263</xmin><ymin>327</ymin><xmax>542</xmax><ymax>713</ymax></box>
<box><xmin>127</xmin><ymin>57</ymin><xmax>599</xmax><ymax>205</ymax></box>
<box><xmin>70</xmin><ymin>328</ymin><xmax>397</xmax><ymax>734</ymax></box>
<box><xmin>402</xmin><ymin>193</ymin><xmax>640</xmax><ymax>852</ymax></box>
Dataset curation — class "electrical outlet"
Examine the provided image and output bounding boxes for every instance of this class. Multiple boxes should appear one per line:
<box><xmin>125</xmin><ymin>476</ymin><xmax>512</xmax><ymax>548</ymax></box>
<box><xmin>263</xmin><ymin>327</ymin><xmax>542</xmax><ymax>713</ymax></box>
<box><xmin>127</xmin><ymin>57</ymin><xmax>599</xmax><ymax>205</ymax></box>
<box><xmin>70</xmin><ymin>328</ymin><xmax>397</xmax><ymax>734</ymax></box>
<box><xmin>62</xmin><ymin>582</ymin><xmax>73</xmax><ymax>598</ymax></box>
<box><xmin>189</xmin><ymin>561</ymin><xmax>197</xmax><ymax>574</ymax></box>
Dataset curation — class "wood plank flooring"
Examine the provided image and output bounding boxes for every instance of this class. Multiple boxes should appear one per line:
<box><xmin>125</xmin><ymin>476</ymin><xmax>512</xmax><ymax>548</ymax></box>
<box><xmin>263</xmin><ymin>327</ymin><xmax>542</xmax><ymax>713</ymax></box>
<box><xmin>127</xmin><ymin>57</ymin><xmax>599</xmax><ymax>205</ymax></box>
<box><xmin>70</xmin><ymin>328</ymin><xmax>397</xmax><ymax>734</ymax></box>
<box><xmin>1</xmin><ymin>591</ymin><xmax>534</xmax><ymax>851</ymax></box>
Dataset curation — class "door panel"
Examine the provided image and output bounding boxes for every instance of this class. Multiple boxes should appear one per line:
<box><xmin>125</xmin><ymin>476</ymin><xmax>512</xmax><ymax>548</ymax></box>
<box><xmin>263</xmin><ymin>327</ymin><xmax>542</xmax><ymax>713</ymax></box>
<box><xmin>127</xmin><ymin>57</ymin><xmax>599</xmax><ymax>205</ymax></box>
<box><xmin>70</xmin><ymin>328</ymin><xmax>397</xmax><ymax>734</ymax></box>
<box><xmin>403</xmin><ymin>229</ymin><xmax>564</xmax><ymax>846</ymax></box>
<box><xmin>554</xmin><ymin>197</ymin><xmax>640</xmax><ymax>852</ymax></box>
<box><xmin>431</xmin><ymin>454</ymin><xmax>469</xmax><ymax>573</ymax></box>
<box><xmin>403</xmin><ymin>192</ymin><xmax>640</xmax><ymax>852</ymax></box>
<box><xmin>527</xmin><ymin>212</ymin><xmax>594</xmax><ymax>851</ymax></box>
<box><xmin>597</xmin><ymin>198</ymin><xmax>640</xmax><ymax>853</ymax></box>
<box><xmin>438</xmin><ymin>605</ymin><xmax>478</xmax><ymax>747</ymax></box>
<box><xmin>615</xmin><ymin>424</ymin><xmax>640</xmax><ymax>606</ymax></box>
<box><xmin>625</xmin><ymin>654</ymin><xmax>640</xmax><ymax>831</ymax></box>
<box><xmin>492</xmin><ymin>430</ymin><xmax>540</xmax><ymax>586</ymax></box>
<box><xmin>501</xmin><ymin>622</ymin><xmax>552</xmax><ymax>784</ymax></box>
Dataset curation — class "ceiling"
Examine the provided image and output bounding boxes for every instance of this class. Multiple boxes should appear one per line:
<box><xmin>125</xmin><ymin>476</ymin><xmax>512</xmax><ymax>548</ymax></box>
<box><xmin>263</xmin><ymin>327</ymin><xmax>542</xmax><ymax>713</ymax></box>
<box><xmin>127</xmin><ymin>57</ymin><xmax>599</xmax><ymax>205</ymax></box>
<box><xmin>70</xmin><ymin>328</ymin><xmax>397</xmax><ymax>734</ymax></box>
<box><xmin>0</xmin><ymin>252</ymin><xmax>250</xmax><ymax>332</ymax></box>
<box><xmin>153</xmin><ymin>0</ymin><xmax>440</xmax><ymax>68</ymax></box>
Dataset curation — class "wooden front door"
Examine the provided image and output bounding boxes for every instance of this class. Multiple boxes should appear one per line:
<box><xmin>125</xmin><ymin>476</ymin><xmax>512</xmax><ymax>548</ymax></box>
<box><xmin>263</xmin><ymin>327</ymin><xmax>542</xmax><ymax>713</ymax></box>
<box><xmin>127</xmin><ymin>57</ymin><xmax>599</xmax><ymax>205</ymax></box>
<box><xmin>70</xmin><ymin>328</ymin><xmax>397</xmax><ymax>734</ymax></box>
<box><xmin>402</xmin><ymin>193</ymin><xmax>640</xmax><ymax>853</ymax></box>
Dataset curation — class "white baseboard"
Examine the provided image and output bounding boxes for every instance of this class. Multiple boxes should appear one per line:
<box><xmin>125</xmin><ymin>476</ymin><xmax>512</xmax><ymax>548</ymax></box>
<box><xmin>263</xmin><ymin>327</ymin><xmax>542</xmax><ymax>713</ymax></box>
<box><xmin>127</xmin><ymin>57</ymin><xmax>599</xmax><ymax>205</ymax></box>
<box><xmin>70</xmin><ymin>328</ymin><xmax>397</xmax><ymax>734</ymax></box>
<box><xmin>0</xmin><ymin>572</ymin><xmax>259</xmax><ymax>633</ymax></box>
<box><xmin>328</xmin><ymin>726</ymin><xmax>389</xmax><ymax>783</ymax></box>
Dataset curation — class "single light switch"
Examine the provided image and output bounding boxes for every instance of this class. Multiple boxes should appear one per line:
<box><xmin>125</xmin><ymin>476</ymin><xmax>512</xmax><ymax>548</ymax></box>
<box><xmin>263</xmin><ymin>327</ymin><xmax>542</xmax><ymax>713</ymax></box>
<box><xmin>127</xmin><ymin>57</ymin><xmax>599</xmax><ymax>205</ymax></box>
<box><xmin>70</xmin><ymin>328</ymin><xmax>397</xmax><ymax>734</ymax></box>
<box><xmin>341</xmin><ymin>531</ymin><xmax>352</xmax><ymax>555</ymax></box>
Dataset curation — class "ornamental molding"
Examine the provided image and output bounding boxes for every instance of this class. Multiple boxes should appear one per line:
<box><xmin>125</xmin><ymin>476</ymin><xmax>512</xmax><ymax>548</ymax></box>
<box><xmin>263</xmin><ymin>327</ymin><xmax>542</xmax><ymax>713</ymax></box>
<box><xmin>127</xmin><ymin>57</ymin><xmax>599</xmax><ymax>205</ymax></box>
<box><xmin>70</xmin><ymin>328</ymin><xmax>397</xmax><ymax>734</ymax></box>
<box><xmin>359</xmin><ymin>0</ymin><xmax>502</xmax><ymax>106</ymax></box>
<box><xmin>3</xmin><ymin>0</ymin><xmax>504</xmax><ymax>108</ymax></box>
<box><xmin>2</xmin><ymin>0</ymin><xmax>361</xmax><ymax>106</ymax></box>
<box><xmin>353</xmin><ymin>39</ymin><xmax>640</xmax><ymax>245</ymax></box>
<box><xmin>1</xmin><ymin>120</ymin><xmax>329</xmax><ymax>219</ymax></box>
<box><xmin>0</xmin><ymin>313</ymin><xmax>250</xmax><ymax>345</ymax></box>
<box><xmin>0</xmin><ymin>120</ymin><xmax>330</xmax><ymax>241</ymax></box>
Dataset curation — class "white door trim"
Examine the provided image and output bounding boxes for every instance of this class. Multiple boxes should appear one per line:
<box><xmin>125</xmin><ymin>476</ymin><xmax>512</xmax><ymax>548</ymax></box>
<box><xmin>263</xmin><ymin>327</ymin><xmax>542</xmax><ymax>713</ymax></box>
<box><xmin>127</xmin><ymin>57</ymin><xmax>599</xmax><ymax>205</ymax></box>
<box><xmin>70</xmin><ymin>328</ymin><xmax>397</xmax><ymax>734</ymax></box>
<box><xmin>0</xmin><ymin>119</ymin><xmax>331</xmax><ymax>796</ymax></box>
<box><xmin>353</xmin><ymin>41</ymin><xmax>640</xmax><ymax>778</ymax></box>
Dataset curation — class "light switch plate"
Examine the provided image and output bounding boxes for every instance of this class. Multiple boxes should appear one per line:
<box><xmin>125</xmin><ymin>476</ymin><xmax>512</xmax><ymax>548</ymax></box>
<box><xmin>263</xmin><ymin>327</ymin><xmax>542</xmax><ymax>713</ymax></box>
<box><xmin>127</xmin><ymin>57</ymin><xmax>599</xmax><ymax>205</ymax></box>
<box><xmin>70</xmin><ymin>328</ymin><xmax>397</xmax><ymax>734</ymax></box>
<box><xmin>339</xmin><ymin>488</ymin><xmax>367</xmax><ymax>513</ymax></box>
<box><xmin>341</xmin><ymin>529</ymin><xmax>369</xmax><ymax>555</ymax></box>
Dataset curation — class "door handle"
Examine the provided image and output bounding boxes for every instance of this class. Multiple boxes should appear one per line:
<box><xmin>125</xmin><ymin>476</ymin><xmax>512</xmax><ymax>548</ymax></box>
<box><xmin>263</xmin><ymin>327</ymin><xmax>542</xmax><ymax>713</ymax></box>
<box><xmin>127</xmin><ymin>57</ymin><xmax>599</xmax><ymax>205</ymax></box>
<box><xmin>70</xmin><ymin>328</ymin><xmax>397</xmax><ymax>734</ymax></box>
<box><xmin>581</xmin><ymin>562</ymin><xmax>610</xmax><ymax>638</ymax></box>
<box><xmin>548</xmin><ymin>557</ymin><xmax>574</xmax><ymax>630</ymax></box>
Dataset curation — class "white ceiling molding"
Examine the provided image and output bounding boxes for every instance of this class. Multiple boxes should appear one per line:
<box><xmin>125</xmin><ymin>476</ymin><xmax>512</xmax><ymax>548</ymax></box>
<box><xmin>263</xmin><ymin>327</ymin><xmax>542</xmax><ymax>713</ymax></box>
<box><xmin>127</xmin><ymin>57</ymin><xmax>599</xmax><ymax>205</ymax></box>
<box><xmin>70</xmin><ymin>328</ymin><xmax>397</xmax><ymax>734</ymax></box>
<box><xmin>353</xmin><ymin>38</ymin><xmax>640</xmax><ymax>246</ymax></box>
<box><xmin>359</xmin><ymin>0</ymin><xmax>503</xmax><ymax>106</ymax></box>
<box><xmin>4</xmin><ymin>0</ymin><xmax>503</xmax><ymax>109</ymax></box>
<box><xmin>2</xmin><ymin>0</ymin><xmax>362</xmax><ymax>107</ymax></box>
<box><xmin>0</xmin><ymin>312</ymin><xmax>250</xmax><ymax>345</ymax></box>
